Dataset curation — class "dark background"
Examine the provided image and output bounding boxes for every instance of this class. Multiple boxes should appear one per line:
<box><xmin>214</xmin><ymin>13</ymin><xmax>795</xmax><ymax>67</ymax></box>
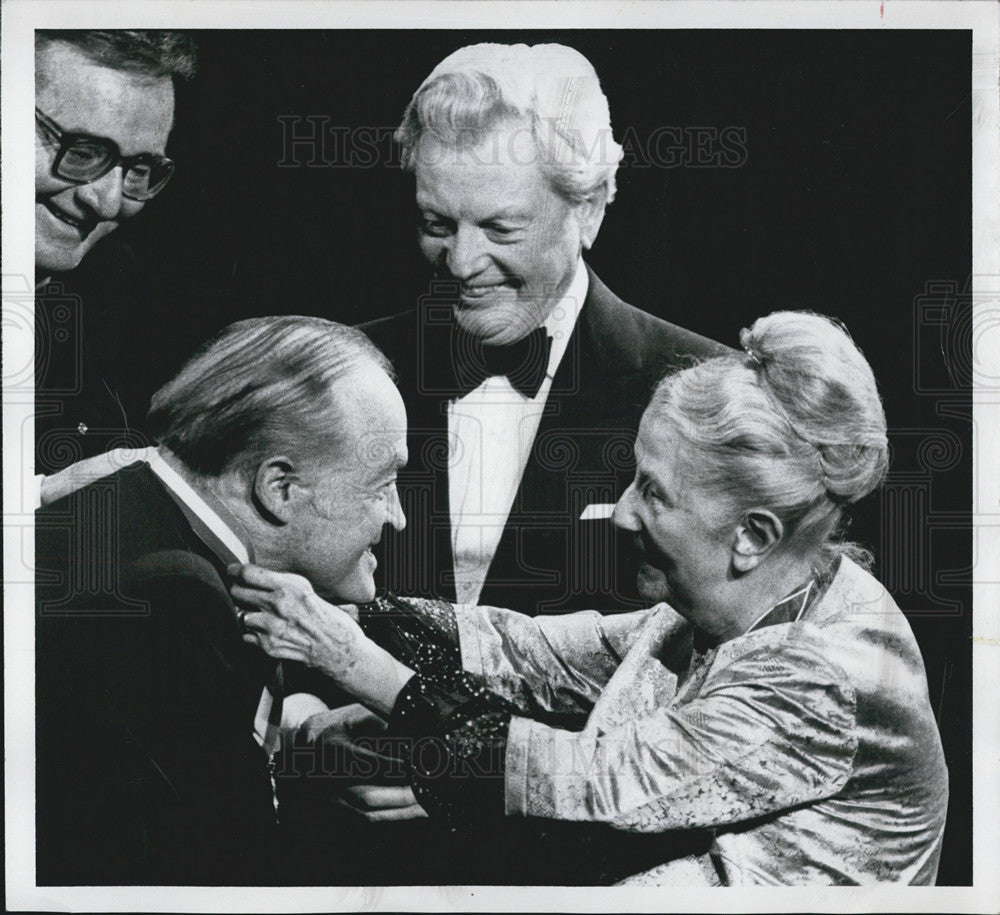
<box><xmin>74</xmin><ymin>29</ymin><xmax>973</xmax><ymax>884</ymax></box>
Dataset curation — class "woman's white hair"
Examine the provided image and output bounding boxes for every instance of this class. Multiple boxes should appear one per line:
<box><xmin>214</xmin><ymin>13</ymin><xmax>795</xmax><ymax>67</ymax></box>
<box><xmin>649</xmin><ymin>311</ymin><xmax>889</xmax><ymax>570</ymax></box>
<box><xmin>395</xmin><ymin>43</ymin><xmax>624</xmax><ymax>207</ymax></box>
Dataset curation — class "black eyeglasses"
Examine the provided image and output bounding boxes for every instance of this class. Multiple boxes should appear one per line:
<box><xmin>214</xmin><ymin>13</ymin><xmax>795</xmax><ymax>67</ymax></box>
<box><xmin>35</xmin><ymin>107</ymin><xmax>175</xmax><ymax>201</ymax></box>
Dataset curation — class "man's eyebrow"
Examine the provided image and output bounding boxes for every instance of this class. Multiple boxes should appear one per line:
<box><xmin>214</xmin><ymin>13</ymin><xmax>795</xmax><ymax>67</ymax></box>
<box><xmin>480</xmin><ymin>208</ymin><xmax>531</xmax><ymax>223</ymax></box>
<box><xmin>367</xmin><ymin>454</ymin><xmax>406</xmax><ymax>482</ymax></box>
<box><xmin>415</xmin><ymin>197</ymin><xmax>444</xmax><ymax>213</ymax></box>
<box><xmin>415</xmin><ymin>199</ymin><xmax>529</xmax><ymax>224</ymax></box>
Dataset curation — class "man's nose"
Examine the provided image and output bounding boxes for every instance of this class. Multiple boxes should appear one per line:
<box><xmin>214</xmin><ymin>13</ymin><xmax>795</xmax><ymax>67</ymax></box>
<box><xmin>445</xmin><ymin>225</ymin><xmax>486</xmax><ymax>280</ymax></box>
<box><xmin>75</xmin><ymin>166</ymin><xmax>126</xmax><ymax>220</ymax></box>
<box><xmin>611</xmin><ymin>481</ymin><xmax>641</xmax><ymax>532</ymax></box>
<box><xmin>386</xmin><ymin>484</ymin><xmax>406</xmax><ymax>532</ymax></box>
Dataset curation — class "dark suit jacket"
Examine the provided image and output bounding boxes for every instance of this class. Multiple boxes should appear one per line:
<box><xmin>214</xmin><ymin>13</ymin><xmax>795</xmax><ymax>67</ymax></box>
<box><xmin>362</xmin><ymin>266</ymin><xmax>727</xmax><ymax>616</ymax></box>
<box><xmin>35</xmin><ymin>241</ymin><xmax>156</xmax><ymax>474</ymax></box>
<box><xmin>35</xmin><ymin>463</ymin><xmax>280</xmax><ymax>885</ymax></box>
<box><xmin>34</xmin><ymin>237</ymin><xmax>209</xmax><ymax>475</ymax></box>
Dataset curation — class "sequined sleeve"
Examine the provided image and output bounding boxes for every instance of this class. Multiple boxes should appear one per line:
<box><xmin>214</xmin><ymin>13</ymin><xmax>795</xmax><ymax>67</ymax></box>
<box><xmin>359</xmin><ymin>593</ymin><xmax>655</xmax><ymax>719</ymax></box>
<box><xmin>386</xmin><ymin>671</ymin><xmax>515</xmax><ymax>826</ymax></box>
<box><xmin>349</xmin><ymin>594</ymin><xmax>514</xmax><ymax>824</ymax></box>
<box><xmin>355</xmin><ymin>593</ymin><xmax>462</xmax><ymax>675</ymax></box>
<box><xmin>451</xmin><ymin>603</ymin><xmax>656</xmax><ymax>717</ymax></box>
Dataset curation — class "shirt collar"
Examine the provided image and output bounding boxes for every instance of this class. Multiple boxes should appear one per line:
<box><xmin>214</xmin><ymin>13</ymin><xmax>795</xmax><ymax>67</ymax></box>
<box><xmin>148</xmin><ymin>449</ymin><xmax>252</xmax><ymax>564</ymax></box>
<box><xmin>542</xmin><ymin>256</ymin><xmax>588</xmax><ymax>379</ymax></box>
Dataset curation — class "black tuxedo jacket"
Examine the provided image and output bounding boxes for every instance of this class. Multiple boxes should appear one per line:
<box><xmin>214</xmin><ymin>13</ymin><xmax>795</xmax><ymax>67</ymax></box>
<box><xmin>362</xmin><ymin>266</ymin><xmax>727</xmax><ymax>616</ymax></box>
<box><xmin>35</xmin><ymin>463</ymin><xmax>280</xmax><ymax>885</ymax></box>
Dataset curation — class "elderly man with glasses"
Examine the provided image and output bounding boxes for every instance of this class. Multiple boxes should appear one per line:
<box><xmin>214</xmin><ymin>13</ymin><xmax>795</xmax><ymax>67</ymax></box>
<box><xmin>34</xmin><ymin>30</ymin><xmax>192</xmax><ymax>282</ymax></box>
<box><xmin>34</xmin><ymin>29</ymin><xmax>196</xmax><ymax>486</ymax></box>
<box><xmin>34</xmin><ymin>106</ymin><xmax>176</xmax><ymax>233</ymax></box>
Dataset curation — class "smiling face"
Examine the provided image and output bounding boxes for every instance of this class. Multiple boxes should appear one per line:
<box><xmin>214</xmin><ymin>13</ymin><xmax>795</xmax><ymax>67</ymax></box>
<box><xmin>612</xmin><ymin>413</ymin><xmax>735</xmax><ymax>628</ymax></box>
<box><xmin>414</xmin><ymin>123</ymin><xmax>600</xmax><ymax>345</ymax></box>
<box><xmin>35</xmin><ymin>41</ymin><xmax>175</xmax><ymax>277</ymax></box>
<box><xmin>284</xmin><ymin>366</ymin><xmax>408</xmax><ymax>603</ymax></box>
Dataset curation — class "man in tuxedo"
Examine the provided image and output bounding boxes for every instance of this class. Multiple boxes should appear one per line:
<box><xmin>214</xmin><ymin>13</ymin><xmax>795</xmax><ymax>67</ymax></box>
<box><xmin>337</xmin><ymin>42</ymin><xmax>727</xmax><ymax>883</ymax></box>
<box><xmin>35</xmin><ymin>316</ymin><xmax>408</xmax><ymax>884</ymax></box>
<box><xmin>35</xmin><ymin>29</ymin><xmax>197</xmax><ymax>478</ymax></box>
<box><xmin>363</xmin><ymin>43</ymin><xmax>725</xmax><ymax>617</ymax></box>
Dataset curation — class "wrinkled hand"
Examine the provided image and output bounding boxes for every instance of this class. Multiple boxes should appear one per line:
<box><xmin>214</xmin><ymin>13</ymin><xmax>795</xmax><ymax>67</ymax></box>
<box><xmin>39</xmin><ymin>446</ymin><xmax>155</xmax><ymax>506</ymax></box>
<box><xmin>296</xmin><ymin>702</ymin><xmax>388</xmax><ymax>746</ymax></box>
<box><xmin>335</xmin><ymin>784</ymin><xmax>427</xmax><ymax>822</ymax></box>
<box><xmin>229</xmin><ymin>563</ymin><xmax>413</xmax><ymax>717</ymax></box>
<box><xmin>296</xmin><ymin>704</ymin><xmax>427</xmax><ymax>822</ymax></box>
<box><xmin>229</xmin><ymin>563</ymin><xmax>366</xmax><ymax>674</ymax></box>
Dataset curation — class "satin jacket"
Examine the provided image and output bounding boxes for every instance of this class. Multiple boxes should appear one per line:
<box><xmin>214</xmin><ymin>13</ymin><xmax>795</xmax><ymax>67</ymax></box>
<box><xmin>451</xmin><ymin>557</ymin><xmax>948</xmax><ymax>885</ymax></box>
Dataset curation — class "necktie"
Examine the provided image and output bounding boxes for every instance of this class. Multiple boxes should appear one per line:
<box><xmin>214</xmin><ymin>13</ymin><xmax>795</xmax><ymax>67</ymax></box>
<box><xmin>450</xmin><ymin>325</ymin><xmax>553</xmax><ymax>399</ymax></box>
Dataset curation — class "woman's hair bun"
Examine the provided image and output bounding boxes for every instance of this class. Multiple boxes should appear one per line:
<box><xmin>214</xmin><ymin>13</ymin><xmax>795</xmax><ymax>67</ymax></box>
<box><xmin>741</xmin><ymin>312</ymin><xmax>888</xmax><ymax>504</ymax></box>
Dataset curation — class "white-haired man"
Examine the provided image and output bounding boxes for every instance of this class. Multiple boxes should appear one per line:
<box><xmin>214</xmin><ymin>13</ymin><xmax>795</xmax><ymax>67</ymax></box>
<box><xmin>363</xmin><ymin>43</ymin><xmax>725</xmax><ymax>617</ymax></box>
<box><xmin>323</xmin><ymin>42</ymin><xmax>726</xmax><ymax>884</ymax></box>
<box><xmin>35</xmin><ymin>317</ymin><xmax>410</xmax><ymax>884</ymax></box>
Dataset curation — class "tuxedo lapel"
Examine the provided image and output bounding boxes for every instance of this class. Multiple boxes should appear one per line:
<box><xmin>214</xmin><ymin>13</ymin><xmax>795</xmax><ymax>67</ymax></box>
<box><xmin>510</xmin><ymin>284</ymin><xmax>618</xmax><ymax>515</ymax></box>
<box><xmin>130</xmin><ymin>465</ymin><xmax>278</xmax><ymax>690</ymax></box>
<box><xmin>478</xmin><ymin>270</ymin><xmax>640</xmax><ymax>611</ymax></box>
<box><xmin>364</xmin><ymin>267</ymin><xmax>724</xmax><ymax>613</ymax></box>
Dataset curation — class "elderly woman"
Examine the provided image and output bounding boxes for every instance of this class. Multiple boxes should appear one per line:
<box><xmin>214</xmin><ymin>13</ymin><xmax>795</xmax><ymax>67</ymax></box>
<box><xmin>233</xmin><ymin>311</ymin><xmax>948</xmax><ymax>886</ymax></box>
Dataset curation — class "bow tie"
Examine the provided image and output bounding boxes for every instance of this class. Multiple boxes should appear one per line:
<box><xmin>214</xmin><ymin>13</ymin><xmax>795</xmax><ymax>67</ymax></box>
<box><xmin>450</xmin><ymin>325</ymin><xmax>554</xmax><ymax>399</ymax></box>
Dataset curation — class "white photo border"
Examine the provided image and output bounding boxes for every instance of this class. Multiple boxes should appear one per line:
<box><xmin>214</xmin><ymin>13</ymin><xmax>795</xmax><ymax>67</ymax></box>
<box><xmin>4</xmin><ymin>1</ymin><xmax>998</xmax><ymax>911</ymax></box>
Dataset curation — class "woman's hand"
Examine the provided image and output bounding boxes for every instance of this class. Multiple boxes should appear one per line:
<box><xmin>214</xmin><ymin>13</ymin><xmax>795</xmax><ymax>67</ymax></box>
<box><xmin>335</xmin><ymin>784</ymin><xmax>428</xmax><ymax>822</ymax></box>
<box><xmin>228</xmin><ymin>563</ymin><xmax>414</xmax><ymax>717</ymax></box>
<box><xmin>229</xmin><ymin>563</ymin><xmax>365</xmax><ymax>674</ymax></box>
<box><xmin>296</xmin><ymin>702</ymin><xmax>388</xmax><ymax>747</ymax></box>
<box><xmin>296</xmin><ymin>704</ymin><xmax>428</xmax><ymax>822</ymax></box>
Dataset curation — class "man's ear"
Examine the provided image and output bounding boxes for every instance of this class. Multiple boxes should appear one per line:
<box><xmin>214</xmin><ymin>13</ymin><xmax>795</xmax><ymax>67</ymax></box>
<box><xmin>732</xmin><ymin>509</ymin><xmax>784</xmax><ymax>573</ymax></box>
<box><xmin>576</xmin><ymin>193</ymin><xmax>607</xmax><ymax>251</ymax></box>
<box><xmin>252</xmin><ymin>456</ymin><xmax>307</xmax><ymax>525</ymax></box>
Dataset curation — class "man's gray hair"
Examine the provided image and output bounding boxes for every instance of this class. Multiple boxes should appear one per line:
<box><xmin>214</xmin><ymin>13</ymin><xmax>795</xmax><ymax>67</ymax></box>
<box><xmin>147</xmin><ymin>316</ymin><xmax>393</xmax><ymax>478</ymax></box>
<box><xmin>395</xmin><ymin>43</ymin><xmax>624</xmax><ymax>207</ymax></box>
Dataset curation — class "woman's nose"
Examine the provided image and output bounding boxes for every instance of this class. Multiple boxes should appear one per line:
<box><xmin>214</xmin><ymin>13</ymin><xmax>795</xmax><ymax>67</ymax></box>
<box><xmin>386</xmin><ymin>483</ymin><xmax>406</xmax><ymax>532</ymax></box>
<box><xmin>611</xmin><ymin>481</ymin><xmax>641</xmax><ymax>532</ymax></box>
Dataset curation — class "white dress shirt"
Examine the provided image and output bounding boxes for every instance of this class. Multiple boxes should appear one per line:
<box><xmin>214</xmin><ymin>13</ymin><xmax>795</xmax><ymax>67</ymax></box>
<box><xmin>447</xmin><ymin>258</ymin><xmax>588</xmax><ymax>605</ymax></box>
<box><xmin>148</xmin><ymin>450</ymin><xmax>250</xmax><ymax>564</ymax></box>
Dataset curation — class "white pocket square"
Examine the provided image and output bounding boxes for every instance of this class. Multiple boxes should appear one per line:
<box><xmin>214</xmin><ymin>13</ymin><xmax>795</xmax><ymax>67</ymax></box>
<box><xmin>579</xmin><ymin>503</ymin><xmax>616</xmax><ymax>521</ymax></box>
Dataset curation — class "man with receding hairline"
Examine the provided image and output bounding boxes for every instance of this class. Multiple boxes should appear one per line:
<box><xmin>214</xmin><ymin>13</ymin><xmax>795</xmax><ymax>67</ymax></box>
<box><xmin>34</xmin><ymin>30</ymin><xmax>194</xmax><ymax>282</ymax></box>
<box><xmin>35</xmin><ymin>316</ymin><xmax>408</xmax><ymax>884</ymax></box>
